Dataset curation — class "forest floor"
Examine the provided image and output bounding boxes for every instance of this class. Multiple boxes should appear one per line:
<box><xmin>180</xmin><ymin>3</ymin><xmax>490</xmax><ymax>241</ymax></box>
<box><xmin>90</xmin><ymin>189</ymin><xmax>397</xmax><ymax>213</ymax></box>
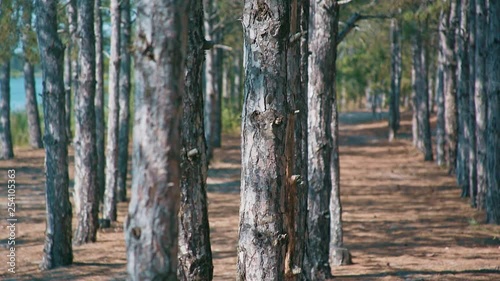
<box><xmin>1</xmin><ymin>111</ymin><xmax>499</xmax><ymax>281</ymax></box>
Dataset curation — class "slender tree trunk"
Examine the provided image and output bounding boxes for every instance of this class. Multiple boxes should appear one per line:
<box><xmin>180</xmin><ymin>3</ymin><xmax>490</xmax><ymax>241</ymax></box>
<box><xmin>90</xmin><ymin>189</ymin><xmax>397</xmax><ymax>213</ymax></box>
<box><xmin>306</xmin><ymin>1</ymin><xmax>340</xmax><ymax>279</ymax></box>
<box><xmin>66</xmin><ymin>0</ymin><xmax>77</xmax><ymax>141</ymax></box>
<box><xmin>35</xmin><ymin>0</ymin><xmax>73</xmax><ymax>268</ymax></box>
<box><xmin>73</xmin><ymin>0</ymin><xmax>99</xmax><ymax>245</ymax></box>
<box><xmin>117</xmin><ymin>0</ymin><xmax>131</xmax><ymax>203</ymax></box>
<box><xmin>124</xmin><ymin>0</ymin><xmax>188</xmax><ymax>279</ymax></box>
<box><xmin>237</xmin><ymin>1</ymin><xmax>289</xmax><ymax>280</ymax></box>
<box><xmin>411</xmin><ymin>47</ymin><xmax>419</xmax><ymax>149</ymax></box>
<box><xmin>437</xmin><ymin>9</ymin><xmax>446</xmax><ymax>166</ymax></box>
<box><xmin>22</xmin><ymin>0</ymin><xmax>43</xmax><ymax>149</ymax></box>
<box><xmin>233</xmin><ymin>52</ymin><xmax>242</xmax><ymax>111</ymax></box>
<box><xmin>104</xmin><ymin>0</ymin><xmax>121</xmax><ymax>223</ymax></box>
<box><xmin>178</xmin><ymin>1</ymin><xmax>213</xmax><ymax>279</ymax></box>
<box><xmin>456</xmin><ymin>0</ymin><xmax>471</xmax><ymax>197</ymax></box>
<box><xmin>213</xmin><ymin>31</ymin><xmax>223</xmax><ymax>148</ymax></box>
<box><xmin>0</xmin><ymin>62</ymin><xmax>13</xmax><ymax>160</ymax></box>
<box><xmin>485</xmin><ymin>0</ymin><xmax>500</xmax><ymax>224</ymax></box>
<box><xmin>285</xmin><ymin>1</ymin><xmax>307</xmax><ymax>279</ymax></box>
<box><xmin>203</xmin><ymin>0</ymin><xmax>216</xmax><ymax>160</ymax></box>
<box><xmin>389</xmin><ymin>18</ymin><xmax>401</xmax><ymax>142</ymax></box>
<box><xmin>474</xmin><ymin>0</ymin><xmax>487</xmax><ymax>210</ymax></box>
<box><xmin>419</xmin><ymin>35</ymin><xmax>433</xmax><ymax>161</ymax></box>
<box><xmin>444</xmin><ymin>0</ymin><xmax>459</xmax><ymax>174</ymax></box>
<box><xmin>95</xmin><ymin>0</ymin><xmax>105</xmax><ymax>205</ymax></box>
<box><xmin>468</xmin><ymin>0</ymin><xmax>477</xmax><ymax>207</ymax></box>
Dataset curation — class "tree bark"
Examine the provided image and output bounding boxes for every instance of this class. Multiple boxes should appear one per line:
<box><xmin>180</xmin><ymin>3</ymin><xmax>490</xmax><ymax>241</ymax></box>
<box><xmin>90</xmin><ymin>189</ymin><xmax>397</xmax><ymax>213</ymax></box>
<box><xmin>237</xmin><ymin>1</ymin><xmax>289</xmax><ymax>280</ymax></box>
<box><xmin>474</xmin><ymin>0</ymin><xmax>487</xmax><ymax>210</ymax></box>
<box><xmin>388</xmin><ymin>18</ymin><xmax>401</xmax><ymax>142</ymax></box>
<box><xmin>0</xmin><ymin>62</ymin><xmax>14</xmax><ymax>160</ymax></box>
<box><xmin>444</xmin><ymin>0</ymin><xmax>459</xmax><ymax>174</ymax></box>
<box><xmin>117</xmin><ymin>0</ymin><xmax>131</xmax><ymax>203</ymax></box>
<box><xmin>95</xmin><ymin>0</ymin><xmax>105</xmax><ymax>205</ymax></box>
<box><xmin>411</xmin><ymin>47</ymin><xmax>419</xmax><ymax>149</ymax></box>
<box><xmin>104</xmin><ymin>0</ymin><xmax>121</xmax><ymax>223</ymax></box>
<box><xmin>124</xmin><ymin>0</ymin><xmax>188</xmax><ymax>279</ymax></box>
<box><xmin>456</xmin><ymin>0</ymin><xmax>471</xmax><ymax>197</ymax></box>
<box><xmin>284</xmin><ymin>1</ymin><xmax>307</xmax><ymax>279</ymax></box>
<box><xmin>35</xmin><ymin>0</ymin><xmax>73</xmax><ymax>269</ymax></box>
<box><xmin>22</xmin><ymin>0</ymin><xmax>43</xmax><ymax>149</ymax></box>
<box><xmin>73</xmin><ymin>0</ymin><xmax>99</xmax><ymax>245</ymax></box>
<box><xmin>66</xmin><ymin>0</ymin><xmax>77</xmax><ymax>141</ymax></box>
<box><xmin>436</xmin><ymin>8</ymin><xmax>446</xmax><ymax>166</ymax></box>
<box><xmin>306</xmin><ymin>1</ymin><xmax>339</xmax><ymax>279</ymax></box>
<box><xmin>178</xmin><ymin>1</ymin><xmax>213</xmax><ymax>279</ymax></box>
<box><xmin>213</xmin><ymin>30</ymin><xmax>223</xmax><ymax>148</ymax></box>
<box><xmin>468</xmin><ymin>0</ymin><xmax>477</xmax><ymax>207</ymax></box>
<box><xmin>203</xmin><ymin>0</ymin><xmax>216</xmax><ymax>160</ymax></box>
<box><xmin>419</xmin><ymin>34</ymin><xmax>433</xmax><ymax>161</ymax></box>
<box><xmin>485</xmin><ymin>0</ymin><xmax>500</xmax><ymax>224</ymax></box>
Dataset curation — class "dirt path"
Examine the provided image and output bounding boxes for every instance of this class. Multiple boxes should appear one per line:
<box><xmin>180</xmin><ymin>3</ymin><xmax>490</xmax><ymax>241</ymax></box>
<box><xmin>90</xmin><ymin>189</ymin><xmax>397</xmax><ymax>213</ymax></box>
<box><xmin>1</xmin><ymin>111</ymin><xmax>499</xmax><ymax>280</ymax></box>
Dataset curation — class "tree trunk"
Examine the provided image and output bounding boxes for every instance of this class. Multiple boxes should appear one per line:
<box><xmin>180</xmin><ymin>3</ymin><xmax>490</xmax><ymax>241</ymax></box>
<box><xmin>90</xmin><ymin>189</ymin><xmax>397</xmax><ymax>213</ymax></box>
<box><xmin>411</xmin><ymin>46</ymin><xmax>419</xmax><ymax>149</ymax></box>
<box><xmin>419</xmin><ymin>34</ymin><xmax>433</xmax><ymax>161</ymax></box>
<box><xmin>306</xmin><ymin>1</ymin><xmax>339</xmax><ymax>279</ymax></box>
<box><xmin>35</xmin><ymin>0</ymin><xmax>73</xmax><ymax>269</ymax></box>
<box><xmin>456</xmin><ymin>0</ymin><xmax>471</xmax><ymax>197</ymax></box>
<box><xmin>124</xmin><ymin>0</ymin><xmax>188</xmax><ymax>279</ymax></box>
<box><xmin>117</xmin><ymin>0</ymin><xmax>131</xmax><ymax>203</ymax></box>
<box><xmin>0</xmin><ymin>62</ymin><xmax>14</xmax><ymax>160</ymax></box>
<box><xmin>203</xmin><ymin>0</ymin><xmax>216</xmax><ymax>160</ymax></box>
<box><xmin>437</xmin><ymin>8</ymin><xmax>446</xmax><ymax>166</ymax></box>
<box><xmin>474</xmin><ymin>0</ymin><xmax>487</xmax><ymax>210</ymax></box>
<box><xmin>178</xmin><ymin>1</ymin><xmax>213</xmax><ymax>279</ymax></box>
<box><xmin>388</xmin><ymin>18</ymin><xmax>401</xmax><ymax>142</ymax></box>
<box><xmin>284</xmin><ymin>1</ymin><xmax>307</xmax><ymax>279</ymax></box>
<box><xmin>213</xmin><ymin>31</ymin><xmax>223</xmax><ymax>148</ymax></box>
<box><xmin>104</xmin><ymin>0</ymin><xmax>121</xmax><ymax>223</ymax></box>
<box><xmin>95</xmin><ymin>0</ymin><xmax>105</xmax><ymax>205</ymax></box>
<box><xmin>22</xmin><ymin>0</ymin><xmax>43</xmax><ymax>149</ymax></box>
<box><xmin>66</xmin><ymin>0</ymin><xmax>77</xmax><ymax>141</ymax></box>
<box><xmin>73</xmin><ymin>0</ymin><xmax>99</xmax><ymax>245</ymax></box>
<box><xmin>485</xmin><ymin>0</ymin><xmax>500</xmax><ymax>224</ymax></box>
<box><xmin>468</xmin><ymin>0</ymin><xmax>477</xmax><ymax>207</ymax></box>
<box><xmin>444</xmin><ymin>0</ymin><xmax>459</xmax><ymax>174</ymax></box>
<box><xmin>237</xmin><ymin>1</ymin><xmax>289</xmax><ymax>280</ymax></box>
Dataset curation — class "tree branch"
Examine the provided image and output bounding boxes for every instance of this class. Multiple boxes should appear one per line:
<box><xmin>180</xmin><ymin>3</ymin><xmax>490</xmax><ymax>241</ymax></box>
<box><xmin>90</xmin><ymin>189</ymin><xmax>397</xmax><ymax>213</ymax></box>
<box><xmin>337</xmin><ymin>13</ymin><xmax>394</xmax><ymax>46</ymax></box>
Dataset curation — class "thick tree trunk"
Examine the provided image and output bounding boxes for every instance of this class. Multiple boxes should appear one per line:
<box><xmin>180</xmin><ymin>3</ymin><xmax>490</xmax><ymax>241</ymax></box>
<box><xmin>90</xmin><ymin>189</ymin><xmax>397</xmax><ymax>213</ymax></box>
<box><xmin>124</xmin><ymin>0</ymin><xmax>188</xmax><ymax>279</ymax></box>
<box><xmin>35</xmin><ymin>0</ymin><xmax>73</xmax><ymax>269</ymax></box>
<box><xmin>178</xmin><ymin>2</ymin><xmax>213</xmax><ymax>280</ymax></box>
<box><xmin>456</xmin><ymin>0</ymin><xmax>471</xmax><ymax>197</ymax></box>
<box><xmin>436</xmin><ymin>9</ymin><xmax>446</xmax><ymax>166</ymax></box>
<box><xmin>95</xmin><ymin>0</ymin><xmax>105</xmax><ymax>205</ymax></box>
<box><xmin>474</xmin><ymin>0</ymin><xmax>487</xmax><ymax>210</ymax></box>
<box><xmin>485</xmin><ymin>0</ymin><xmax>500</xmax><ymax>224</ymax></box>
<box><xmin>444</xmin><ymin>0</ymin><xmax>459</xmax><ymax>173</ymax></box>
<box><xmin>0</xmin><ymin>62</ymin><xmax>14</xmax><ymax>160</ymax></box>
<box><xmin>237</xmin><ymin>1</ymin><xmax>289</xmax><ymax>280</ymax></box>
<box><xmin>117</xmin><ymin>0</ymin><xmax>131</xmax><ymax>203</ymax></box>
<box><xmin>22</xmin><ymin>0</ymin><xmax>43</xmax><ymax>149</ymax></box>
<box><xmin>203</xmin><ymin>0</ymin><xmax>216</xmax><ymax>160</ymax></box>
<box><xmin>468</xmin><ymin>0</ymin><xmax>477</xmax><ymax>207</ymax></box>
<box><xmin>388</xmin><ymin>18</ymin><xmax>401</xmax><ymax>142</ymax></box>
<box><xmin>66</xmin><ymin>0</ymin><xmax>77</xmax><ymax>141</ymax></box>
<box><xmin>73</xmin><ymin>0</ymin><xmax>99</xmax><ymax>245</ymax></box>
<box><xmin>104</xmin><ymin>0</ymin><xmax>121</xmax><ymax>223</ymax></box>
<box><xmin>284</xmin><ymin>1</ymin><xmax>307</xmax><ymax>279</ymax></box>
<box><xmin>306</xmin><ymin>1</ymin><xmax>339</xmax><ymax>279</ymax></box>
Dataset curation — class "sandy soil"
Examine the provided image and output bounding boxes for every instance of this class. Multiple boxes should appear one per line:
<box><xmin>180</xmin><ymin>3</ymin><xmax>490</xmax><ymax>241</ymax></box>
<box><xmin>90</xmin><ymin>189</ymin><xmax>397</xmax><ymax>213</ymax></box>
<box><xmin>0</xmin><ymin>111</ymin><xmax>499</xmax><ymax>281</ymax></box>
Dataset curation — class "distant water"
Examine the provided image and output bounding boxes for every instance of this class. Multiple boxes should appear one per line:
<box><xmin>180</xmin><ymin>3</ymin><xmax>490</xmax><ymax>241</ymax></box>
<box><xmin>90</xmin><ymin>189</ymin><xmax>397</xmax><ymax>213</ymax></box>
<box><xmin>9</xmin><ymin>77</ymin><xmax>43</xmax><ymax>111</ymax></box>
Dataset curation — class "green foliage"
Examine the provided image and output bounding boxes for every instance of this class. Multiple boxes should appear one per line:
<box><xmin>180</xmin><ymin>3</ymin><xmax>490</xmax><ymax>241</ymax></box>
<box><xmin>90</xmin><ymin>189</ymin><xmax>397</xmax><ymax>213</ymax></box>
<box><xmin>222</xmin><ymin>105</ymin><xmax>240</xmax><ymax>134</ymax></box>
<box><xmin>0</xmin><ymin>0</ymin><xmax>19</xmax><ymax>63</ymax></box>
<box><xmin>10</xmin><ymin>109</ymin><xmax>44</xmax><ymax>147</ymax></box>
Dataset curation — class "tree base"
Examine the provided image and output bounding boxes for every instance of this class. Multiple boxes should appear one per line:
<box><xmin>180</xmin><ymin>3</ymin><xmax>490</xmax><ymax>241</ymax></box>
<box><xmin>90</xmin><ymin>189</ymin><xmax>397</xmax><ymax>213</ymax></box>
<box><xmin>99</xmin><ymin>219</ymin><xmax>111</xmax><ymax>229</ymax></box>
<box><xmin>330</xmin><ymin>247</ymin><xmax>353</xmax><ymax>266</ymax></box>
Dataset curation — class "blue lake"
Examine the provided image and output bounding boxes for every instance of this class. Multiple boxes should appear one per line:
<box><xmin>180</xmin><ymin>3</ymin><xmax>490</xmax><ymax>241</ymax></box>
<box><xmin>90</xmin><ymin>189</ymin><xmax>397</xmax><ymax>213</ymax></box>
<box><xmin>9</xmin><ymin>77</ymin><xmax>43</xmax><ymax>111</ymax></box>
